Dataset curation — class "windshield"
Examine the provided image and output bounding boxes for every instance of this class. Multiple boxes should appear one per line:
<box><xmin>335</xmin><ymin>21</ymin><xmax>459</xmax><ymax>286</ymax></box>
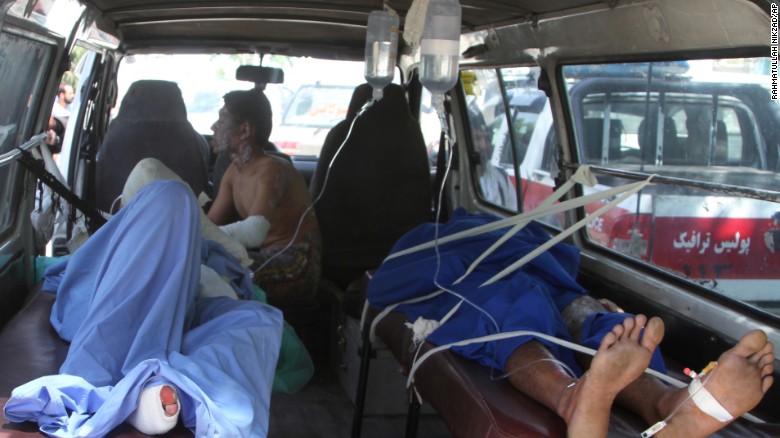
<box><xmin>115</xmin><ymin>54</ymin><xmax>367</xmax><ymax>157</ymax></box>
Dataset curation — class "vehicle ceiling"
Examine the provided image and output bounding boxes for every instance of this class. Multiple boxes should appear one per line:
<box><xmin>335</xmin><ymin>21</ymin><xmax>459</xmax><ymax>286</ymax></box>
<box><xmin>83</xmin><ymin>0</ymin><xmax>607</xmax><ymax>59</ymax></box>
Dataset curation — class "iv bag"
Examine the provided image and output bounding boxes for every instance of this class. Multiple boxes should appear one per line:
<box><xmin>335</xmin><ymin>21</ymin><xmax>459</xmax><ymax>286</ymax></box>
<box><xmin>419</xmin><ymin>0</ymin><xmax>461</xmax><ymax>95</ymax></box>
<box><xmin>365</xmin><ymin>10</ymin><xmax>399</xmax><ymax>98</ymax></box>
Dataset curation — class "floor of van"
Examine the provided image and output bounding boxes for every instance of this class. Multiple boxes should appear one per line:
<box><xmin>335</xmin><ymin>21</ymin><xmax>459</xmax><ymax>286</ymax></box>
<box><xmin>268</xmin><ymin>365</ymin><xmax>451</xmax><ymax>437</ymax></box>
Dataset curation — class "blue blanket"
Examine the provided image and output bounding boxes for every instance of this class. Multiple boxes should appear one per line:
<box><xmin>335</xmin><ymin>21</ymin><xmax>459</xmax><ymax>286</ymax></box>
<box><xmin>367</xmin><ymin>208</ymin><xmax>666</xmax><ymax>376</ymax></box>
<box><xmin>4</xmin><ymin>181</ymin><xmax>283</xmax><ymax>437</ymax></box>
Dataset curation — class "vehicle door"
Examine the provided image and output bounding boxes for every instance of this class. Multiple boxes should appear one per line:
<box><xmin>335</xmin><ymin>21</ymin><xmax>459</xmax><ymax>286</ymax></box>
<box><xmin>0</xmin><ymin>2</ymin><xmax>70</xmax><ymax>327</ymax></box>
<box><xmin>0</xmin><ymin>0</ymin><xmax>118</xmax><ymax>326</ymax></box>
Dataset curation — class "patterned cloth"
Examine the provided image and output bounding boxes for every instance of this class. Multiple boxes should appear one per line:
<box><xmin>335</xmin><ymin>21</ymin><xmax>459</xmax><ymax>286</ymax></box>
<box><xmin>250</xmin><ymin>231</ymin><xmax>322</xmax><ymax>308</ymax></box>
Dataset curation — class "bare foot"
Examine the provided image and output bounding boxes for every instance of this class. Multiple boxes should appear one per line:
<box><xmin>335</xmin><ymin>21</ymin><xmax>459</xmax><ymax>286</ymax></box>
<box><xmin>657</xmin><ymin>330</ymin><xmax>774</xmax><ymax>438</ymax></box>
<box><xmin>160</xmin><ymin>385</ymin><xmax>179</xmax><ymax>417</ymax></box>
<box><xmin>562</xmin><ymin>314</ymin><xmax>665</xmax><ymax>437</ymax></box>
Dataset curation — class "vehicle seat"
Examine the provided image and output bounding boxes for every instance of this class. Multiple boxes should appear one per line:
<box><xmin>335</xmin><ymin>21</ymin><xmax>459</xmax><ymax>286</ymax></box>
<box><xmin>94</xmin><ymin>80</ymin><xmax>209</xmax><ymax>213</ymax></box>
<box><xmin>713</xmin><ymin>120</ymin><xmax>729</xmax><ymax>165</ymax></box>
<box><xmin>637</xmin><ymin>116</ymin><xmax>679</xmax><ymax>164</ymax></box>
<box><xmin>581</xmin><ymin>117</ymin><xmax>624</xmax><ymax>164</ymax></box>
<box><xmin>310</xmin><ymin>83</ymin><xmax>432</xmax><ymax>289</ymax></box>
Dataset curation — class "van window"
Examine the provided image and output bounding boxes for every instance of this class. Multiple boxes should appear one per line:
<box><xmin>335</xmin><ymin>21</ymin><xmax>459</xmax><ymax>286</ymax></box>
<box><xmin>460</xmin><ymin>66</ymin><xmax>555</xmax><ymax>218</ymax></box>
<box><xmin>0</xmin><ymin>30</ymin><xmax>54</xmax><ymax>239</ymax></box>
<box><xmin>562</xmin><ymin>57</ymin><xmax>780</xmax><ymax>316</ymax></box>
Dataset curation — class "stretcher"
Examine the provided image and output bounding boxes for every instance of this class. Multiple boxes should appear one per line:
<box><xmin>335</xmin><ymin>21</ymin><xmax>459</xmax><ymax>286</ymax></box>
<box><xmin>0</xmin><ymin>287</ymin><xmax>192</xmax><ymax>437</ymax></box>
<box><xmin>350</xmin><ymin>273</ymin><xmax>779</xmax><ymax>438</ymax></box>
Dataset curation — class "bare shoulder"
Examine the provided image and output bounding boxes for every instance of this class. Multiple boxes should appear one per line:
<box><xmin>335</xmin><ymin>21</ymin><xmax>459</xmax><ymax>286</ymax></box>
<box><xmin>248</xmin><ymin>155</ymin><xmax>293</xmax><ymax>179</ymax></box>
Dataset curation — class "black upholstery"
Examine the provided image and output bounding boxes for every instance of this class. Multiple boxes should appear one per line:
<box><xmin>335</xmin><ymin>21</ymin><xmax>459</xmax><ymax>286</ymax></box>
<box><xmin>581</xmin><ymin>117</ymin><xmax>624</xmax><ymax>164</ymax></box>
<box><xmin>638</xmin><ymin>116</ymin><xmax>679</xmax><ymax>164</ymax></box>
<box><xmin>310</xmin><ymin>83</ymin><xmax>432</xmax><ymax>288</ymax></box>
<box><xmin>94</xmin><ymin>80</ymin><xmax>209</xmax><ymax>213</ymax></box>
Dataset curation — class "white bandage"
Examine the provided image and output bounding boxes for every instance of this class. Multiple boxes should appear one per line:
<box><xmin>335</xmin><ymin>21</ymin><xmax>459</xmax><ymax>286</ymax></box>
<box><xmin>126</xmin><ymin>384</ymin><xmax>179</xmax><ymax>435</ymax></box>
<box><xmin>122</xmin><ymin>158</ymin><xmax>253</xmax><ymax>267</ymax></box>
<box><xmin>405</xmin><ymin>317</ymin><xmax>441</xmax><ymax>345</ymax></box>
<box><xmin>219</xmin><ymin>215</ymin><xmax>270</xmax><ymax>249</ymax></box>
<box><xmin>199</xmin><ymin>264</ymin><xmax>239</xmax><ymax>300</ymax></box>
<box><xmin>688</xmin><ymin>378</ymin><xmax>733</xmax><ymax>422</ymax></box>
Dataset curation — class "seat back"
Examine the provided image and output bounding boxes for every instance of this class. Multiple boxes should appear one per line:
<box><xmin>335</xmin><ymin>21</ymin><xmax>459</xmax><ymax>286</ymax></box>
<box><xmin>638</xmin><ymin>115</ymin><xmax>679</xmax><ymax>164</ymax></box>
<box><xmin>581</xmin><ymin>117</ymin><xmax>624</xmax><ymax>164</ymax></box>
<box><xmin>94</xmin><ymin>80</ymin><xmax>209</xmax><ymax>213</ymax></box>
<box><xmin>310</xmin><ymin>83</ymin><xmax>432</xmax><ymax>288</ymax></box>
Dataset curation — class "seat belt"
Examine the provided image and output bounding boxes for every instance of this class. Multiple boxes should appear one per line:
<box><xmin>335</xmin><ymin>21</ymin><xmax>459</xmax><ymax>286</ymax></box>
<box><xmin>17</xmin><ymin>147</ymin><xmax>106</xmax><ymax>230</ymax></box>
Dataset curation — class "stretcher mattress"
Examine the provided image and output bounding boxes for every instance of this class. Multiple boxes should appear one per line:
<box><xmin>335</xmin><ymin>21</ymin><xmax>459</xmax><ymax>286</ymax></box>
<box><xmin>0</xmin><ymin>287</ymin><xmax>192</xmax><ymax>437</ymax></box>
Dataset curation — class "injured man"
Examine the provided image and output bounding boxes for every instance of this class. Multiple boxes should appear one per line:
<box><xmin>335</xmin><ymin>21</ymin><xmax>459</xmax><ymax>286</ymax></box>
<box><xmin>367</xmin><ymin>208</ymin><xmax>775</xmax><ymax>437</ymax></box>
<box><xmin>3</xmin><ymin>168</ymin><xmax>286</xmax><ymax>437</ymax></box>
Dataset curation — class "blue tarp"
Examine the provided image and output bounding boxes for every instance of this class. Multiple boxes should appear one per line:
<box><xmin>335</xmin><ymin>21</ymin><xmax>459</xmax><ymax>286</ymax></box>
<box><xmin>4</xmin><ymin>181</ymin><xmax>283</xmax><ymax>437</ymax></box>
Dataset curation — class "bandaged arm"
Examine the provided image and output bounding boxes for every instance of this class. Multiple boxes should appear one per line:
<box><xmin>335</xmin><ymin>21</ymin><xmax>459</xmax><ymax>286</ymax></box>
<box><xmin>219</xmin><ymin>215</ymin><xmax>270</xmax><ymax>249</ymax></box>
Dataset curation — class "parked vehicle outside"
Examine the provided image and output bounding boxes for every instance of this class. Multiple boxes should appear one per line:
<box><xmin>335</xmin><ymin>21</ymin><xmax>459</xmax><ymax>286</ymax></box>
<box><xmin>467</xmin><ymin>59</ymin><xmax>780</xmax><ymax>310</ymax></box>
<box><xmin>270</xmin><ymin>84</ymin><xmax>355</xmax><ymax>156</ymax></box>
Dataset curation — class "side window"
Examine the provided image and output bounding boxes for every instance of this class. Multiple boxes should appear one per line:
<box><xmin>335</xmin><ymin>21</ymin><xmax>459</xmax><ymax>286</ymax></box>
<box><xmin>460</xmin><ymin>66</ymin><xmax>552</xmax><ymax>216</ymax></box>
<box><xmin>0</xmin><ymin>29</ymin><xmax>54</xmax><ymax>239</ymax></box>
<box><xmin>563</xmin><ymin>58</ymin><xmax>780</xmax><ymax>317</ymax></box>
<box><xmin>461</xmin><ymin>69</ymin><xmax>517</xmax><ymax>211</ymax></box>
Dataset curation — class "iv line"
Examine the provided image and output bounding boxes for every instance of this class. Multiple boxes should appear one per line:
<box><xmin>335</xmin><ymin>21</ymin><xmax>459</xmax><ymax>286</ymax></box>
<box><xmin>252</xmin><ymin>98</ymin><xmax>378</xmax><ymax>274</ymax></box>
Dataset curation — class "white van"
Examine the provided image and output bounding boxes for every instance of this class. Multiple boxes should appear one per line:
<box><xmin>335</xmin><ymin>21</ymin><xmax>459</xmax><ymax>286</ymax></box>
<box><xmin>0</xmin><ymin>0</ymin><xmax>777</xmax><ymax>437</ymax></box>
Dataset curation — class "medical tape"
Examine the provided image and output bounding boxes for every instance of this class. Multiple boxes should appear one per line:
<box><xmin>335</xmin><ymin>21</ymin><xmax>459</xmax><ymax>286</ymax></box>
<box><xmin>482</xmin><ymin>174</ymin><xmax>653</xmax><ymax>286</ymax></box>
<box><xmin>386</xmin><ymin>174</ymin><xmax>652</xmax><ymax>262</ymax></box>
<box><xmin>688</xmin><ymin>376</ymin><xmax>733</xmax><ymax>422</ymax></box>
<box><xmin>405</xmin><ymin>329</ymin><xmax>680</xmax><ymax>389</ymax></box>
<box><xmin>371</xmin><ymin>170</ymin><xmax>654</xmax><ymax>343</ymax></box>
<box><xmin>456</xmin><ymin>165</ymin><xmax>596</xmax><ymax>283</ymax></box>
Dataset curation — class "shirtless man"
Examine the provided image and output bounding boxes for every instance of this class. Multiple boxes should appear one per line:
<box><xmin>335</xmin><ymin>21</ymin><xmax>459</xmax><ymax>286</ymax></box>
<box><xmin>208</xmin><ymin>89</ymin><xmax>321</xmax><ymax>308</ymax></box>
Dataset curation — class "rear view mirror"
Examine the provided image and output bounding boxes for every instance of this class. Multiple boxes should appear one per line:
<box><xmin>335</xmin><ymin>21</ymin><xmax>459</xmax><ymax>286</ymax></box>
<box><xmin>236</xmin><ymin>66</ymin><xmax>285</xmax><ymax>89</ymax></box>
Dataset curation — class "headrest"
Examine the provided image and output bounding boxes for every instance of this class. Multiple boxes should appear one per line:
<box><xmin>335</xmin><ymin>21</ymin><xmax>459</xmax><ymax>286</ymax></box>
<box><xmin>364</xmin><ymin>83</ymin><xmax>411</xmax><ymax>119</ymax></box>
<box><xmin>116</xmin><ymin>80</ymin><xmax>188</xmax><ymax>122</ymax></box>
<box><xmin>347</xmin><ymin>83</ymin><xmax>374</xmax><ymax>120</ymax></box>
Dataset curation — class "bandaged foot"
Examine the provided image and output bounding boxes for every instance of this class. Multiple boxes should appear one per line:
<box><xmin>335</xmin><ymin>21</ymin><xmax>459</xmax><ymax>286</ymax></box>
<box><xmin>127</xmin><ymin>384</ymin><xmax>180</xmax><ymax>435</ymax></box>
<box><xmin>657</xmin><ymin>329</ymin><xmax>774</xmax><ymax>437</ymax></box>
<box><xmin>219</xmin><ymin>215</ymin><xmax>270</xmax><ymax>249</ymax></box>
<box><xmin>123</xmin><ymin>158</ymin><xmax>253</xmax><ymax>267</ymax></box>
<box><xmin>199</xmin><ymin>264</ymin><xmax>239</xmax><ymax>300</ymax></box>
<box><xmin>563</xmin><ymin>315</ymin><xmax>664</xmax><ymax>437</ymax></box>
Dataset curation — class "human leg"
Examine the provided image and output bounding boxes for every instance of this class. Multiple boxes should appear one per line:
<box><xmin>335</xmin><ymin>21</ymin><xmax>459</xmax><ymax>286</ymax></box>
<box><xmin>126</xmin><ymin>384</ymin><xmax>180</xmax><ymax>435</ymax></box>
<box><xmin>651</xmin><ymin>330</ymin><xmax>774</xmax><ymax>437</ymax></box>
<box><xmin>563</xmin><ymin>298</ymin><xmax>775</xmax><ymax>435</ymax></box>
<box><xmin>502</xmin><ymin>315</ymin><xmax>664</xmax><ymax>437</ymax></box>
<box><xmin>123</xmin><ymin>157</ymin><xmax>253</xmax><ymax>268</ymax></box>
<box><xmin>59</xmin><ymin>180</ymin><xmax>201</xmax><ymax>384</ymax></box>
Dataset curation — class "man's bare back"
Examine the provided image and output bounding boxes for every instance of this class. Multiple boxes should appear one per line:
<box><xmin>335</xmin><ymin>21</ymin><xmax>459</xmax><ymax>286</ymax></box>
<box><xmin>208</xmin><ymin>150</ymin><xmax>317</xmax><ymax>249</ymax></box>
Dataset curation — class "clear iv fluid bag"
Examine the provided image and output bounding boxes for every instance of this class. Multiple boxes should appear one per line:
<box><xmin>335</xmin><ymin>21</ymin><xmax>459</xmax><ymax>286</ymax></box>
<box><xmin>365</xmin><ymin>11</ymin><xmax>399</xmax><ymax>90</ymax></box>
<box><xmin>420</xmin><ymin>0</ymin><xmax>461</xmax><ymax>94</ymax></box>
